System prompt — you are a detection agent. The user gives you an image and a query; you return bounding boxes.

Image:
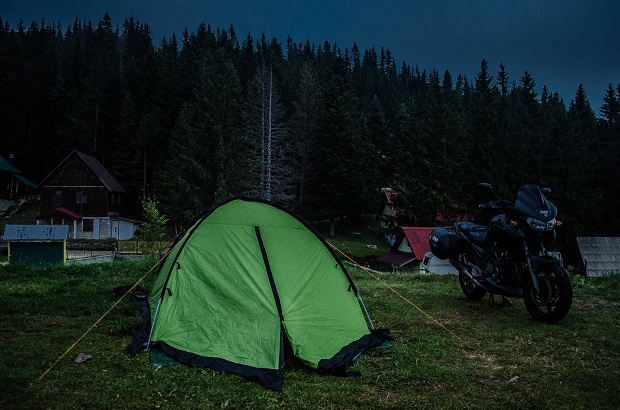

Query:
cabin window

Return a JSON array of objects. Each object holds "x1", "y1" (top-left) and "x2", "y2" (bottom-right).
[
  {"x1": 54, "y1": 191, "x2": 61, "y2": 207},
  {"x1": 83, "y1": 219, "x2": 94, "y2": 232},
  {"x1": 76, "y1": 191, "x2": 88, "y2": 204},
  {"x1": 111, "y1": 193, "x2": 122, "y2": 206}
]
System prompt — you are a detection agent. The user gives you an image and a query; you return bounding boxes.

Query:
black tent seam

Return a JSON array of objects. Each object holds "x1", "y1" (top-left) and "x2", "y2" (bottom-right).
[
  {"x1": 254, "y1": 226, "x2": 284, "y2": 321},
  {"x1": 254, "y1": 225, "x2": 286, "y2": 371}
]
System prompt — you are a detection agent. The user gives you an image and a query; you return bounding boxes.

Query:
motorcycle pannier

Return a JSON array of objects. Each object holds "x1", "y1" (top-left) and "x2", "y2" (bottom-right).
[{"x1": 429, "y1": 227, "x2": 461, "y2": 260}]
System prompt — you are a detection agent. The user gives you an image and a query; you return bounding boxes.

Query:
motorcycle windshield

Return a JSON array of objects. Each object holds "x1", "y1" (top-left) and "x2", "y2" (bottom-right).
[{"x1": 513, "y1": 185, "x2": 557, "y2": 221}]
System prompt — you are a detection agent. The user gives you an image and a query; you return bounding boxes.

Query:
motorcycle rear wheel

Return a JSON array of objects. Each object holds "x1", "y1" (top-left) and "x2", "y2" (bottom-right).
[
  {"x1": 459, "y1": 271, "x2": 487, "y2": 300},
  {"x1": 524, "y1": 264, "x2": 573, "y2": 323}
]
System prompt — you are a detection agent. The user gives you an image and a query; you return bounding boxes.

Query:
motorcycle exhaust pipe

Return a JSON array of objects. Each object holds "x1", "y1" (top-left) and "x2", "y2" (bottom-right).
[{"x1": 450, "y1": 258, "x2": 485, "y2": 288}]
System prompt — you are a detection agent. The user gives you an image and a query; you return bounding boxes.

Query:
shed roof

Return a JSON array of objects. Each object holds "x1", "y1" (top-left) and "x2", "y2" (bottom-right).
[
  {"x1": 0, "y1": 154, "x2": 37, "y2": 188},
  {"x1": 0, "y1": 155, "x2": 21, "y2": 174},
  {"x1": 576, "y1": 237, "x2": 620, "y2": 277},
  {"x1": 38, "y1": 207, "x2": 81, "y2": 220}
]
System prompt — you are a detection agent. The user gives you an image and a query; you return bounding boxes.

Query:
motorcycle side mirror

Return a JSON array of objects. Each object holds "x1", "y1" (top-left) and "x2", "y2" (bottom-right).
[{"x1": 478, "y1": 182, "x2": 499, "y2": 199}]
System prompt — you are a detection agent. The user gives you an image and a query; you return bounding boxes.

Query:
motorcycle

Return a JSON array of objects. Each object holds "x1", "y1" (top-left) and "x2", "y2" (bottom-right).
[{"x1": 429, "y1": 183, "x2": 573, "y2": 323}]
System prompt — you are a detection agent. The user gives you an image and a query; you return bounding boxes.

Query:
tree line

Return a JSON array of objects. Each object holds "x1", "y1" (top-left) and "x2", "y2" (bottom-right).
[{"x1": 1, "y1": 14, "x2": 619, "y2": 239}]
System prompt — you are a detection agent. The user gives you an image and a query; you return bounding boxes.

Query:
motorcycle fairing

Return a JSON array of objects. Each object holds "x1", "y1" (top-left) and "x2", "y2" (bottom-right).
[{"x1": 513, "y1": 185, "x2": 557, "y2": 222}]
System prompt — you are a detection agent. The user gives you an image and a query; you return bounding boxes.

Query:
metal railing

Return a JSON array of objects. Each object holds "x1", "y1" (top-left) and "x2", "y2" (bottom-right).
[{"x1": 116, "y1": 240, "x2": 168, "y2": 255}]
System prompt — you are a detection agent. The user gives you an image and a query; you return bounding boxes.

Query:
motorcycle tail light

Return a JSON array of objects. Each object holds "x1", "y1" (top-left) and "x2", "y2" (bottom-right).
[{"x1": 556, "y1": 220, "x2": 563, "y2": 226}]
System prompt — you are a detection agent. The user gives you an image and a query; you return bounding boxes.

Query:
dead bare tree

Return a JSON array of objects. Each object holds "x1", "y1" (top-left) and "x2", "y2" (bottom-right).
[{"x1": 248, "y1": 64, "x2": 293, "y2": 204}]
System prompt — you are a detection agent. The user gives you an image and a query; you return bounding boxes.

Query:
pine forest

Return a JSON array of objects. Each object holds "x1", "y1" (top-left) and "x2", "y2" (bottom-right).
[{"x1": 2, "y1": 14, "x2": 620, "y2": 243}]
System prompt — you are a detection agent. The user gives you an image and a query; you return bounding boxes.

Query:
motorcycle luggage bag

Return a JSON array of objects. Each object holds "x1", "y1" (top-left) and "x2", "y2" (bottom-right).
[{"x1": 429, "y1": 227, "x2": 461, "y2": 260}]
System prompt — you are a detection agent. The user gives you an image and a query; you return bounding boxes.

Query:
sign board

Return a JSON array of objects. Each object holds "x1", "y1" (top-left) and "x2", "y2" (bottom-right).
[{"x1": 3, "y1": 225, "x2": 69, "y2": 241}]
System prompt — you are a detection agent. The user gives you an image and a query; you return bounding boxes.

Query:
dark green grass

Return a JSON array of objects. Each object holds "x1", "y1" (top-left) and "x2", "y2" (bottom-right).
[
  {"x1": 326, "y1": 229, "x2": 392, "y2": 259},
  {"x1": 1, "y1": 258, "x2": 619, "y2": 409}
]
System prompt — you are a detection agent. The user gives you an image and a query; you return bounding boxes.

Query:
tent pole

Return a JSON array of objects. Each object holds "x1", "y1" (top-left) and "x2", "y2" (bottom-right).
[
  {"x1": 145, "y1": 298, "x2": 162, "y2": 351},
  {"x1": 357, "y1": 293, "x2": 375, "y2": 329}
]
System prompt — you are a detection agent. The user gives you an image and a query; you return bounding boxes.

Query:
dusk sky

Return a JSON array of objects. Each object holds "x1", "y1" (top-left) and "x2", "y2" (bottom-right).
[{"x1": 2, "y1": 1, "x2": 619, "y2": 110}]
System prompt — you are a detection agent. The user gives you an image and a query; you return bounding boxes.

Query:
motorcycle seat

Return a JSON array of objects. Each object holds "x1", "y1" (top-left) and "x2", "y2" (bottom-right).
[{"x1": 454, "y1": 222, "x2": 489, "y2": 246}]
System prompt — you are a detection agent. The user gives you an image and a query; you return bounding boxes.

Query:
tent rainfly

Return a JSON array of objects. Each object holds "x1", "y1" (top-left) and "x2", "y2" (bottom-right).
[
  {"x1": 130, "y1": 198, "x2": 390, "y2": 391},
  {"x1": 376, "y1": 227, "x2": 435, "y2": 268}
]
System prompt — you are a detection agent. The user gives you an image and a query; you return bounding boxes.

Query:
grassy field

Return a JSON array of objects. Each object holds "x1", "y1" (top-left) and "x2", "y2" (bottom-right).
[{"x1": 1, "y1": 253, "x2": 619, "y2": 409}]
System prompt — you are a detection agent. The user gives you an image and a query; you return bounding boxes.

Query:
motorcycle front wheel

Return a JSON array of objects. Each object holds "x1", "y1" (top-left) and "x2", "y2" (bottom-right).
[
  {"x1": 459, "y1": 271, "x2": 487, "y2": 300},
  {"x1": 524, "y1": 264, "x2": 573, "y2": 323}
]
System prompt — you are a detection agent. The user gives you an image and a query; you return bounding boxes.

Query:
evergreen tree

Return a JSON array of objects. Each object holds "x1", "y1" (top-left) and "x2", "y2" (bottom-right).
[
  {"x1": 506, "y1": 71, "x2": 540, "y2": 186},
  {"x1": 366, "y1": 95, "x2": 391, "y2": 184},
  {"x1": 0, "y1": 19, "x2": 62, "y2": 181},
  {"x1": 237, "y1": 32, "x2": 256, "y2": 93},
  {"x1": 57, "y1": 13, "x2": 121, "y2": 165},
  {"x1": 55, "y1": 19, "x2": 97, "y2": 157},
  {"x1": 289, "y1": 62, "x2": 319, "y2": 209},
  {"x1": 114, "y1": 92, "x2": 140, "y2": 191},
  {"x1": 599, "y1": 83, "x2": 620, "y2": 127},
  {"x1": 469, "y1": 59, "x2": 501, "y2": 185},
  {"x1": 350, "y1": 42, "x2": 362, "y2": 96},
  {"x1": 539, "y1": 87, "x2": 569, "y2": 190},
  {"x1": 308, "y1": 56, "x2": 377, "y2": 233},
  {"x1": 133, "y1": 34, "x2": 183, "y2": 204},
  {"x1": 598, "y1": 84, "x2": 620, "y2": 232},
  {"x1": 378, "y1": 48, "x2": 400, "y2": 120},
  {"x1": 553, "y1": 85, "x2": 602, "y2": 234},
  {"x1": 134, "y1": 198, "x2": 169, "y2": 252},
  {"x1": 157, "y1": 52, "x2": 252, "y2": 225},
  {"x1": 389, "y1": 102, "x2": 426, "y2": 225},
  {"x1": 92, "y1": 13, "x2": 123, "y2": 158},
  {"x1": 493, "y1": 63, "x2": 512, "y2": 194},
  {"x1": 418, "y1": 69, "x2": 468, "y2": 224},
  {"x1": 359, "y1": 47, "x2": 379, "y2": 114},
  {"x1": 442, "y1": 70, "x2": 454, "y2": 103}
]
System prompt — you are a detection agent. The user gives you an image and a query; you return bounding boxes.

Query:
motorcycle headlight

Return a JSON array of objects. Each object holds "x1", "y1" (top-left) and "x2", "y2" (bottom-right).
[{"x1": 527, "y1": 217, "x2": 556, "y2": 231}]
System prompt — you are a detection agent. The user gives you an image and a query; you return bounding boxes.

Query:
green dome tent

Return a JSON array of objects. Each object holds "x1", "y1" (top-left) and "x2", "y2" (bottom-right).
[{"x1": 131, "y1": 198, "x2": 390, "y2": 391}]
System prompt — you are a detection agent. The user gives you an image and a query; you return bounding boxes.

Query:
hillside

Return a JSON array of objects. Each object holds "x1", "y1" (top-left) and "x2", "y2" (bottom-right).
[{"x1": 0, "y1": 200, "x2": 40, "y2": 236}]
